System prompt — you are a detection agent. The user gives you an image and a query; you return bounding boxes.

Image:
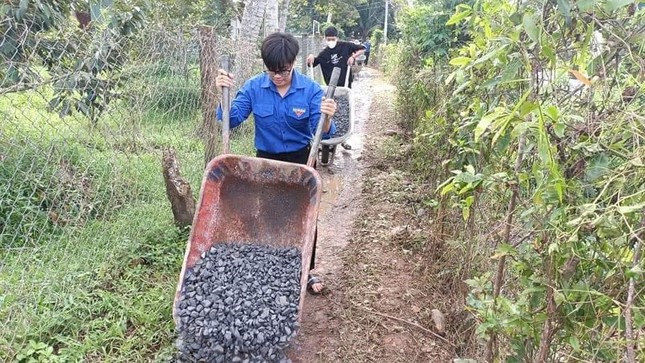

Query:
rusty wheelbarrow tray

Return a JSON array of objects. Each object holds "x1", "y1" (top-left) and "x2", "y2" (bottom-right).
[
  {"x1": 173, "y1": 67, "x2": 343, "y2": 332},
  {"x1": 172, "y1": 155, "x2": 322, "y2": 327}
]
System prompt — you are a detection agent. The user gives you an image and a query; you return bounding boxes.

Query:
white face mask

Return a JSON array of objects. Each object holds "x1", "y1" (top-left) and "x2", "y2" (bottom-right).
[{"x1": 327, "y1": 40, "x2": 337, "y2": 49}]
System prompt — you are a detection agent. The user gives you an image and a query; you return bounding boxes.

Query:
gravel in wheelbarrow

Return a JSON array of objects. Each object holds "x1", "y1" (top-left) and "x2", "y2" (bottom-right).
[
  {"x1": 329, "y1": 94, "x2": 350, "y2": 138},
  {"x1": 175, "y1": 243, "x2": 302, "y2": 363}
]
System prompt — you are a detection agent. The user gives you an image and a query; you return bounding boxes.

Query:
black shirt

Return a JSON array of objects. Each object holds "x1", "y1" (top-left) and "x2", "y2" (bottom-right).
[{"x1": 313, "y1": 41, "x2": 365, "y2": 88}]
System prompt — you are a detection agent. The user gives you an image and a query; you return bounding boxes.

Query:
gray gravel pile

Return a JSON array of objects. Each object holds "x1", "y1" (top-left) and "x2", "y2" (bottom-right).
[
  {"x1": 330, "y1": 95, "x2": 350, "y2": 138},
  {"x1": 175, "y1": 243, "x2": 302, "y2": 363}
]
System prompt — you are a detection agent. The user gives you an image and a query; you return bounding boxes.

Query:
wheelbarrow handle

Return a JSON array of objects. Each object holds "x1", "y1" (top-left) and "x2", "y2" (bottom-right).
[
  {"x1": 307, "y1": 67, "x2": 341, "y2": 167},
  {"x1": 308, "y1": 64, "x2": 314, "y2": 80},
  {"x1": 344, "y1": 64, "x2": 351, "y2": 87},
  {"x1": 221, "y1": 55, "x2": 231, "y2": 155}
]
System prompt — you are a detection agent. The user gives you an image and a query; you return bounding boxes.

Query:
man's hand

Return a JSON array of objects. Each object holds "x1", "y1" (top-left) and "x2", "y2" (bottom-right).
[
  {"x1": 347, "y1": 56, "x2": 355, "y2": 65},
  {"x1": 215, "y1": 69, "x2": 234, "y2": 93},
  {"x1": 306, "y1": 54, "x2": 315, "y2": 65},
  {"x1": 321, "y1": 97, "x2": 337, "y2": 117}
]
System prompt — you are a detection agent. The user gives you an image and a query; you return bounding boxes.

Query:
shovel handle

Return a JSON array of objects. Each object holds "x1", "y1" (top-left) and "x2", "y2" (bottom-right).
[
  {"x1": 221, "y1": 56, "x2": 231, "y2": 154},
  {"x1": 307, "y1": 67, "x2": 341, "y2": 167}
]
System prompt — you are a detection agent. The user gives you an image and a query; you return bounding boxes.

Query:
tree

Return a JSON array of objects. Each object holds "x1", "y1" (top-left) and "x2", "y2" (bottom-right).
[
  {"x1": 347, "y1": 0, "x2": 393, "y2": 39},
  {"x1": 1, "y1": 1, "x2": 146, "y2": 123},
  {"x1": 286, "y1": 0, "x2": 365, "y2": 35},
  {"x1": 265, "y1": 0, "x2": 280, "y2": 34},
  {"x1": 1, "y1": 0, "x2": 77, "y2": 91},
  {"x1": 239, "y1": 0, "x2": 269, "y2": 41},
  {"x1": 278, "y1": 0, "x2": 291, "y2": 31},
  {"x1": 152, "y1": 0, "x2": 240, "y2": 33}
]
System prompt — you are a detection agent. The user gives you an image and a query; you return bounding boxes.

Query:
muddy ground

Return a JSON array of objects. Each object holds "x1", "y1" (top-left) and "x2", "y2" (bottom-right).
[{"x1": 288, "y1": 68, "x2": 462, "y2": 363}]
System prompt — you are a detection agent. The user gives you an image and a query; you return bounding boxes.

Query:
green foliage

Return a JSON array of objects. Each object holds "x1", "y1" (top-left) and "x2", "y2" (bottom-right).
[
  {"x1": 398, "y1": 6, "x2": 453, "y2": 59},
  {"x1": 0, "y1": 77, "x2": 216, "y2": 360},
  {"x1": 321, "y1": 21, "x2": 347, "y2": 39},
  {"x1": 1, "y1": 0, "x2": 72, "y2": 87},
  {"x1": 1, "y1": 1, "x2": 146, "y2": 123},
  {"x1": 348, "y1": 0, "x2": 396, "y2": 40},
  {"x1": 386, "y1": 0, "x2": 645, "y2": 360},
  {"x1": 151, "y1": 0, "x2": 239, "y2": 31},
  {"x1": 15, "y1": 340, "x2": 61, "y2": 363},
  {"x1": 286, "y1": 0, "x2": 394, "y2": 40},
  {"x1": 287, "y1": 0, "x2": 363, "y2": 34},
  {"x1": 366, "y1": 29, "x2": 384, "y2": 65},
  {"x1": 384, "y1": 1, "x2": 470, "y2": 128},
  {"x1": 371, "y1": 29, "x2": 383, "y2": 46},
  {"x1": 2, "y1": 206, "x2": 188, "y2": 362}
]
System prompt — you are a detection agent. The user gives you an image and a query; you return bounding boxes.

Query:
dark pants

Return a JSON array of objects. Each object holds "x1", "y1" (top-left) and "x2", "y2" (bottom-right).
[
  {"x1": 256, "y1": 145, "x2": 318, "y2": 271},
  {"x1": 364, "y1": 52, "x2": 370, "y2": 66}
]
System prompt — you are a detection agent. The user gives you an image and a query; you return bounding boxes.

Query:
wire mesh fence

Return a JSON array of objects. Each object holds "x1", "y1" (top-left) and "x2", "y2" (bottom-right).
[{"x1": 0, "y1": 14, "x2": 324, "y2": 360}]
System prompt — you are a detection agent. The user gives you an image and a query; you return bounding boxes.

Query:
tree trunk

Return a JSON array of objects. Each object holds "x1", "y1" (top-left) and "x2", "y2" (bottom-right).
[
  {"x1": 162, "y1": 148, "x2": 196, "y2": 228},
  {"x1": 232, "y1": 0, "x2": 268, "y2": 85},
  {"x1": 198, "y1": 26, "x2": 221, "y2": 167},
  {"x1": 278, "y1": 0, "x2": 290, "y2": 32},
  {"x1": 240, "y1": 0, "x2": 269, "y2": 42},
  {"x1": 265, "y1": 0, "x2": 279, "y2": 35}
]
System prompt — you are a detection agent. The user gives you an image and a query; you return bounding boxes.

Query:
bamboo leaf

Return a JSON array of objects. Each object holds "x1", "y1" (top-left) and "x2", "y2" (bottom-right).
[
  {"x1": 569, "y1": 70, "x2": 592, "y2": 86},
  {"x1": 604, "y1": 0, "x2": 633, "y2": 12},
  {"x1": 617, "y1": 203, "x2": 645, "y2": 214},
  {"x1": 474, "y1": 112, "x2": 499, "y2": 142},
  {"x1": 585, "y1": 154, "x2": 609, "y2": 182},
  {"x1": 557, "y1": 0, "x2": 572, "y2": 25},
  {"x1": 492, "y1": 89, "x2": 531, "y2": 145},
  {"x1": 446, "y1": 9, "x2": 472, "y2": 25},
  {"x1": 569, "y1": 336, "x2": 581, "y2": 350},
  {"x1": 449, "y1": 56, "x2": 472, "y2": 66},
  {"x1": 473, "y1": 44, "x2": 509, "y2": 66},
  {"x1": 578, "y1": 0, "x2": 598, "y2": 12},
  {"x1": 522, "y1": 13, "x2": 540, "y2": 43},
  {"x1": 542, "y1": 45, "x2": 556, "y2": 65}
]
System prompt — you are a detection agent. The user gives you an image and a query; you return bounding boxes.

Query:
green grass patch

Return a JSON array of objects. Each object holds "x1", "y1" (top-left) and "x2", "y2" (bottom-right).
[{"x1": 1, "y1": 80, "x2": 256, "y2": 361}]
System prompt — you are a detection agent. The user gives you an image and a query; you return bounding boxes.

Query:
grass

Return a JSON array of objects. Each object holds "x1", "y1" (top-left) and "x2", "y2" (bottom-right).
[{"x1": 0, "y1": 80, "x2": 255, "y2": 361}]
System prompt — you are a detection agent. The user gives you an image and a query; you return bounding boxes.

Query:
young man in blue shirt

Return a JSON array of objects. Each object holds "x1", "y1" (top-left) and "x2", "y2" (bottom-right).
[{"x1": 215, "y1": 32, "x2": 337, "y2": 294}]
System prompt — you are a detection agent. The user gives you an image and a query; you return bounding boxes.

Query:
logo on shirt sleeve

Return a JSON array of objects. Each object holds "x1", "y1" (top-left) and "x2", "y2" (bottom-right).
[{"x1": 292, "y1": 107, "x2": 306, "y2": 117}]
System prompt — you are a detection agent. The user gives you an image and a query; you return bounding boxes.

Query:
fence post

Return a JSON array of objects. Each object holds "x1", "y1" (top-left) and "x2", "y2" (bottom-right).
[
  {"x1": 199, "y1": 26, "x2": 222, "y2": 167},
  {"x1": 309, "y1": 35, "x2": 323, "y2": 83},
  {"x1": 301, "y1": 33, "x2": 309, "y2": 74}
]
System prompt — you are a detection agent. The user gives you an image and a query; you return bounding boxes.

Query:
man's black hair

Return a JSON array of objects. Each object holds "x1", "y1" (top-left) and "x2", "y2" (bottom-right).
[
  {"x1": 324, "y1": 27, "x2": 338, "y2": 37},
  {"x1": 261, "y1": 32, "x2": 299, "y2": 72}
]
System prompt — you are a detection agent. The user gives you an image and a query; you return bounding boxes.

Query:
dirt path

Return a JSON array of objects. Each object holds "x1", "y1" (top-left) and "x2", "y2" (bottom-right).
[{"x1": 289, "y1": 68, "x2": 458, "y2": 362}]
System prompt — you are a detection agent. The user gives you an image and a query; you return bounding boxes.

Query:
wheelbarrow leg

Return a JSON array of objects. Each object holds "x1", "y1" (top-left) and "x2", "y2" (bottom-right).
[{"x1": 320, "y1": 145, "x2": 331, "y2": 166}]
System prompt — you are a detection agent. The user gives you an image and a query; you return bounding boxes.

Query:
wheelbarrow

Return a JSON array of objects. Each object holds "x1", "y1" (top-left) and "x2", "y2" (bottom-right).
[
  {"x1": 173, "y1": 65, "x2": 343, "y2": 352},
  {"x1": 308, "y1": 65, "x2": 355, "y2": 165},
  {"x1": 350, "y1": 54, "x2": 366, "y2": 80}
]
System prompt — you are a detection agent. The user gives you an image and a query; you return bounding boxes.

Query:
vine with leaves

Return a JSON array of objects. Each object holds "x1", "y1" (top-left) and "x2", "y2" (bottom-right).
[
  {"x1": 390, "y1": 0, "x2": 644, "y2": 361},
  {"x1": 443, "y1": 1, "x2": 644, "y2": 361}
]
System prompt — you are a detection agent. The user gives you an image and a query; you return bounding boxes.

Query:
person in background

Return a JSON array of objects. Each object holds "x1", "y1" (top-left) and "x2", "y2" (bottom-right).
[
  {"x1": 363, "y1": 38, "x2": 371, "y2": 66},
  {"x1": 306, "y1": 26, "x2": 365, "y2": 89},
  {"x1": 215, "y1": 32, "x2": 337, "y2": 295}
]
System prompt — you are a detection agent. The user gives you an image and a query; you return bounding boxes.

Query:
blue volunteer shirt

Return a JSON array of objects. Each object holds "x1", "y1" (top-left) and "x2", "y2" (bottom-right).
[{"x1": 216, "y1": 70, "x2": 336, "y2": 154}]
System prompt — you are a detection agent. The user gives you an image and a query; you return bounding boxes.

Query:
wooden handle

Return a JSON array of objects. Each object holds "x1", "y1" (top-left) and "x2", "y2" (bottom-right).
[
  {"x1": 344, "y1": 64, "x2": 351, "y2": 87},
  {"x1": 221, "y1": 56, "x2": 231, "y2": 155}
]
